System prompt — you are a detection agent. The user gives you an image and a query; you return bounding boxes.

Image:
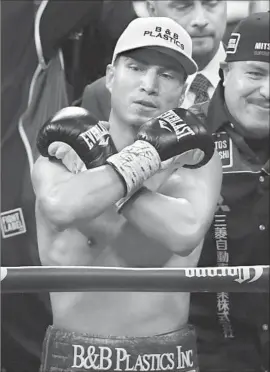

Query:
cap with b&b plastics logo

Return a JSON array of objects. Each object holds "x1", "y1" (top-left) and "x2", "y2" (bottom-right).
[
  {"x1": 112, "y1": 17, "x2": 198, "y2": 76},
  {"x1": 226, "y1": 11, "x2": 269, "y2": 63}
]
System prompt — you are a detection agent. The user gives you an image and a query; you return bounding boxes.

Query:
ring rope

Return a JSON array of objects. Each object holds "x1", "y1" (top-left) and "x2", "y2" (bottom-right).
[{"x1": 1, "y1": 265, "x2": 268, "y2": 293}]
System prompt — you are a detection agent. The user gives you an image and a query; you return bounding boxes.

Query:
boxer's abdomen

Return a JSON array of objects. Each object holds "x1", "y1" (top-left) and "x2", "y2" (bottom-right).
[
  {"x1": 46, "y1": 215, "x2": 199, "y2": 336},
  {"x1": 51, "y1": 290, "x2": 190, "y2": 336}
]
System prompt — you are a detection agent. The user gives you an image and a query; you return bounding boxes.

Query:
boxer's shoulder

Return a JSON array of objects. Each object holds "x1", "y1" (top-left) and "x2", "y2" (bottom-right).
[{"x1": 86, "y1": 76, "x2": 107, "y2": 91}]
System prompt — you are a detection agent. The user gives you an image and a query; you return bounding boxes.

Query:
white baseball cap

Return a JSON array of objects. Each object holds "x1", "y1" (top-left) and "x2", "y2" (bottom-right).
[{"x1": 112, "y1": 17, "x2": 198, "y2": 75}]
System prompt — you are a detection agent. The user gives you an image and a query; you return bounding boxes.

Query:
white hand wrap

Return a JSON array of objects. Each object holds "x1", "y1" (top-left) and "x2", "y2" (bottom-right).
[{"x1": 107, "y1": 140, "x2": 161, "y2": 197}]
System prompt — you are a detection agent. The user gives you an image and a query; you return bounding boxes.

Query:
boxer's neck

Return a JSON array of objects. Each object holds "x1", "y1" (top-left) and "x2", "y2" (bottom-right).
[{"x1": 109, "y1": 112, "x2": 137, "y2": 151}]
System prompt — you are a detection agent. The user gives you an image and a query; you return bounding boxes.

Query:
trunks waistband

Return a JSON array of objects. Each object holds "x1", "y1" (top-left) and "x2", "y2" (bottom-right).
[{"x1": 40, "y1": 325, "x2": 199, "y2": 372}]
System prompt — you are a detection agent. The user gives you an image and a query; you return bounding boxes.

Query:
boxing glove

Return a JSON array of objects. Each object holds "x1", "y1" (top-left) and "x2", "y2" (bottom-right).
[
  {"x1": 137, "y1": 107, "x2": 214, "y2": 167},
  {"x1": 37, "y1": 107, "x2": 116, "y2": 169},
  {"x1": 107, "y1": 107, "x2": 215, "y2": 196}
]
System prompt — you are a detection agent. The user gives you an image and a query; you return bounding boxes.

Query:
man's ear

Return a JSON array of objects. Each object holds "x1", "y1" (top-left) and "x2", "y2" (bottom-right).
[
  {"x1": 146, "y1": 0, "x2": 157, "y2": 16},
  {"x1": 220, "y1": 62, "x2": 229, "y2": 86},
  {"x1": 106, "y1": 64, "x2": 115, "y2": 93}
]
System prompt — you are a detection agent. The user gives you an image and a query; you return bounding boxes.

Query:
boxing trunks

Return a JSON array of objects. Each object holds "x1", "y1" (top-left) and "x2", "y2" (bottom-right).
[{"x1": 40, "y1": 325, "x2": 199, "y2": 371}]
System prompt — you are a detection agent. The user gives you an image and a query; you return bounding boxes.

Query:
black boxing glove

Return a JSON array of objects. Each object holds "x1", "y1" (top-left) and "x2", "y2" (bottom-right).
[
  {"x1": 106, "y1": 107, "x2": 215, "y2": 197},
  {"x1": 137, "y1": 107, "x2": 214, "y2": 167},
  {"x1": 36, "y1": 107, "x2": 117, "y2": 169}
]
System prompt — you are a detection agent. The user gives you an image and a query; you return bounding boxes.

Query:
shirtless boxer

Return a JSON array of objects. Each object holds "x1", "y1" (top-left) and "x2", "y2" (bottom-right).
[{"x1": 32, "y1": 18, "x2": 222, "y2": 372}]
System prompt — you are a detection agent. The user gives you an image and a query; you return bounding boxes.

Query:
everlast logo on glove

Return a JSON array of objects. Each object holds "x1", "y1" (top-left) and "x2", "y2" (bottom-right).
[
  {"x1": 80, "y1": 123, "x2": 109, "y2": 150},
  {"x1": 158, "y1": 110, "x2": 196, "y2": 140},
  {"x1": 36, "y1": 107, "x2": 116, "y2": 170}
]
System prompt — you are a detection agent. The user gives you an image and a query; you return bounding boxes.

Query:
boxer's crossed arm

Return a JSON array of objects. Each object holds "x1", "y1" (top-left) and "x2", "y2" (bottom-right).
[
  {"x1": 32, "y1": 155, "x2": 125, "y2": 231},
  {"x1": 107, "y1": 107, "x2": 221, "y2": 256},
  {"x1": 33, "y1": 107, "x2": 125, "y2": 230},
  {"x1": 121, "y1": 150, "x2": 222, "y2": 256},
  {"x1": 34, "y1": 107, "x2": 221, "y2": 256}
]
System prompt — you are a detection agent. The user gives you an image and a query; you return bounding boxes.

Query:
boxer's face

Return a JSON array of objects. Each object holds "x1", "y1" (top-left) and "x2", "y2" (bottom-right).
[
  {"x1": 106, "y1": 48, "x2": 186, "y2": 128},
  {"x1": 147, "y1": 0, "x2": 227, "y2": 62},
  {"x1": 223, "y1": 61, "x2": 270, "y2": 139}
]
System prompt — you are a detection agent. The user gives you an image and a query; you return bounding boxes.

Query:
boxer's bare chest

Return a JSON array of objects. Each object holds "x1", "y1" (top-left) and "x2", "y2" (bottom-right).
[
  {"x1": 42, "y1": 166, "x2": 198, "y2": 269},
  {"x1": 74, "y1": 167, "x2": 179, "y2": 268},
  {"x1": 82, "y1": 207, "x2": 171, "y2": 268}
]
